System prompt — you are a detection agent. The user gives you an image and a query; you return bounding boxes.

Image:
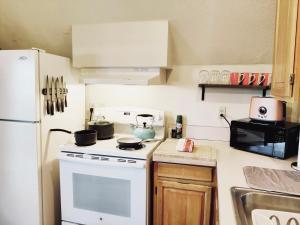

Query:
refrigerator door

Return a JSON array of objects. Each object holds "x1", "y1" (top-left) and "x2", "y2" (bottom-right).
[
  {"x1": 0, "y1": 50, "x2": 40, "y2": 121},
  {"x1": 0, "y1": 120, "x2": 41, "y2": 225},
  {"x1": 38, "y1": 52, "x2": 85, "y2": 225}
]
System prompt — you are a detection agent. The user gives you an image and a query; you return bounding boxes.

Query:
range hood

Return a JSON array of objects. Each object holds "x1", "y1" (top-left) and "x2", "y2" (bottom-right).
[
  {"x1": 80, "y1": 68, "x2": 166, "y2": 85},
  {"x1": 72, "y1": 20, "x2": 171, "y2": 85}
]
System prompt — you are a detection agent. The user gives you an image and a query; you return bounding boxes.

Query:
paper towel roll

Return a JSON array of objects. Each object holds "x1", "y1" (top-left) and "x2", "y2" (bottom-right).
[
  {"x1": 297, "y1": 130, "x2": 300, "y2": 166},
  {"x1": 298, "y1": 143, "x2": 300, "y2": 167},
  {"x1": 291, "y1": 131, "x2": 300, "y2": 171}
]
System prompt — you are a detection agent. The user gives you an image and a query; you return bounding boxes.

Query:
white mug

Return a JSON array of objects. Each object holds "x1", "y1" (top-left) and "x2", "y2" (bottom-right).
[{"x1": 199, "y1": 70, "x2": 209, "y2": 84}]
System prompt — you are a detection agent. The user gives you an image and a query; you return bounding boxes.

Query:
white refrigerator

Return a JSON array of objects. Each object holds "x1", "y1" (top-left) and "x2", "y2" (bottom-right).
[{"x1": 0, "y1": 50, "x2": 85, "y2": 225}]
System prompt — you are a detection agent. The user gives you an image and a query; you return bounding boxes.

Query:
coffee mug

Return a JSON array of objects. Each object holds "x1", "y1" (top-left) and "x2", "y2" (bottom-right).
[
  {"x1": 251, "y1": 73, "x2": 260, "y2": 85},
  {"x1": 199, "y1": 70, "x2": 209, "y2": 84},
  {"x1": 238, "y1": 73, "x2": 246, "y2": 85},
  {"x1": 220, "y1": 70, "x2": 231, "y2": 84},
  {"x1": 230, "y1": 72, "x2": 240, "y2": 85},
  {"x1": 248, "y1": 73, "x2": 257, "y2": 85},
  {"x1": 209, "y1": 70, "x2": 220, "y2": 84},
  {"x1": 257, "y1": 73, "x2": 269, "y2": 86},
  {"x1": 241, "y1": 72, "x2": 256, "y2": 85}
]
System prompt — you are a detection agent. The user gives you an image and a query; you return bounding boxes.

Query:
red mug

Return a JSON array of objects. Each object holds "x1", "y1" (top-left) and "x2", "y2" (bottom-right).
[
  {"x1": 240, "y1": 72, "x2": 256, "y2": 85},
  {"x1": 248, "y1": 73, "x2": 258, "y2": 85},
  {"x1": 257, "y1": 73, "x2": 269, "y2": 86},
  {"x1": 230, "y1": 72, "x2": 240, "y2": 85},
  {"x1": 239, "y1": 73, "x2": 247, "y2": 85},
  {"x1": 241, "y1": 73, "x2": 249, "y2": 85},
  {"x1": 249, "y1": 73, "x2": 256, "y2": 85}
]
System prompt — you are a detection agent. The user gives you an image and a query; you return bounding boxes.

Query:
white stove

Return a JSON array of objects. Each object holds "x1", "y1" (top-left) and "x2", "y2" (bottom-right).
[
  {"x1": 59, "y1": 107, "x2": 165, "y2": 225},
  {"x1": 60, "y1": 134, "x2": 161, "y2": 160}
]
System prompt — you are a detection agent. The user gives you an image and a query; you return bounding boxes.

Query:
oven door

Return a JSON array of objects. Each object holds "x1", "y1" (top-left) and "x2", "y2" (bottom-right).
[{"x1": 59, "y1": 154, "x2": 147, "y2": 225}]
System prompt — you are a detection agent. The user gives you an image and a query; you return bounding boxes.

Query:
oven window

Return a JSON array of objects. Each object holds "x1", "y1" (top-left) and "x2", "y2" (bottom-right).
[{"x1": 73, "y1": 173, "x2": 131, "y2": 217}]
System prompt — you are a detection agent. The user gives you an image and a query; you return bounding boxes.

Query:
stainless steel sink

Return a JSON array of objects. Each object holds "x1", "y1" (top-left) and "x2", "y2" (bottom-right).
[{"x1": 231, "y1": 187, "x2": 300, "y2": 225}]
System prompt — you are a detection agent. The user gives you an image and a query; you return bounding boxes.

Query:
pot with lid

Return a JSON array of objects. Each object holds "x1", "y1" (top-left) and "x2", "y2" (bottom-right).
[
  {"x1": 88, "y1": 118, "x2": 114, "y2": 140},
  {"x1": 133, "y1": 114, "x2": 155, "y2": 140}
]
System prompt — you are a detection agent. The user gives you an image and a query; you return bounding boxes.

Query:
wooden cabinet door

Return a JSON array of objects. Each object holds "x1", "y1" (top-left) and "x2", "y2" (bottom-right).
[
  {"x1": 155, "y1": 180, "x2": 211, "y2": 225},
  {"x1": 271, "y1": 0, "x2": 298, "y2": 98},
  {"x1": 290, "y1": 1, "x2": 300, "y2": 121}
]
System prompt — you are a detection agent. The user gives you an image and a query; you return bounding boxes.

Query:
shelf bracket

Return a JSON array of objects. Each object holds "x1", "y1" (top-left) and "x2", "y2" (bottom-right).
[
  {"x1": 262, "y1": 88, "x2": 267, "y2": 97},
  {"x1": 201, "y1": 85, "x2": 205, "y2": 101},
  {"x1": 199, "y1": 84, "x2": 270, "y2": 101}
]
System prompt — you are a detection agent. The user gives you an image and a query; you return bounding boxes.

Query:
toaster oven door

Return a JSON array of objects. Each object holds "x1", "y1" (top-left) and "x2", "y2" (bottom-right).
[{"x1": 230, "y1": 125, "x2": 285, "y2": 158}]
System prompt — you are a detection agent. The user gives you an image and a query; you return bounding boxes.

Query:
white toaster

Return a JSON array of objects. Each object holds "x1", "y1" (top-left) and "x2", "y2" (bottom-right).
[{"x1": 249, "y1": 97, "x2": 286, "y2": 122}]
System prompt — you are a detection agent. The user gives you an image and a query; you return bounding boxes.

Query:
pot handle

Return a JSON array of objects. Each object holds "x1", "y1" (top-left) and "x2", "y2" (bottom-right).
[
  {"x1": 50, "y1": 128, "x2": 72, "y2": 134},
  {"x1": 137, "y1": 114, "x2": 154, "y2": 118}
]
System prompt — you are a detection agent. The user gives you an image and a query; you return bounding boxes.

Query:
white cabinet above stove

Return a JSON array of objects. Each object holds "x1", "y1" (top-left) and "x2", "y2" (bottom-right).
[
  {"x1": 72, "y1": 20, "x2": 171, "y2": 68},
  {"x1": 72, "y1": 20, "x2": 171, "y2": 85}
]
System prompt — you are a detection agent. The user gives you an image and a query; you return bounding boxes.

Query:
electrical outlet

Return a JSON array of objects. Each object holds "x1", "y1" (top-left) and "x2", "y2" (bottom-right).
[{"x1": 219, "y1": 106, "x2": 226, "y2": 118}]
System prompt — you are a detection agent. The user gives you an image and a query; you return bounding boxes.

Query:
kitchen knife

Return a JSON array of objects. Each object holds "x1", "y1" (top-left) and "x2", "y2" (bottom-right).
[
  {"x1": 60, "y1": 76, "x2": 64, "y2": 112},
  {"x1": 46, "y1": 76, "x2": 51, "y2": 115},
  {"x1": 55, "y1": 78, "x2": 61, "y2": 112},
  {"x1": 50, "y1": 77, "x2": 55, "y2": 115},
  {"x1": 63, "y1": 81, "x2": 67, "y2": 107}
]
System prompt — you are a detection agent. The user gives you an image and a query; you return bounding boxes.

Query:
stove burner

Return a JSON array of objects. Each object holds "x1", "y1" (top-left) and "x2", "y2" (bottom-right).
[{"x1": 117, "y1": 144, "x2": 145, "y2": 151}]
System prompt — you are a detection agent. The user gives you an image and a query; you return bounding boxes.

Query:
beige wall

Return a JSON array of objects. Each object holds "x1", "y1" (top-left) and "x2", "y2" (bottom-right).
[{"x1": 0, "y1": 0, "x2": 276, "y2": 65}]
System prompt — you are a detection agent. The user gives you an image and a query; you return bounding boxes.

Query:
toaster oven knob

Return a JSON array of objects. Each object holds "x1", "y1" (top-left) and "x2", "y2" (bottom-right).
[{"x1": 259, "y1": 106, "x2": 267, "y2": 115}]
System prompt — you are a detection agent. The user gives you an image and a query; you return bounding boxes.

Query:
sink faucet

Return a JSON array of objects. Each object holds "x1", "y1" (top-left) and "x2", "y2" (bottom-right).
[
  {"x1": 286, "y1": 217, "x2": 299, "y2": 225},
  {"x1": 270, "y1": 215, "x2": 281, "y2": 225},
  {"x1": 269, "y1": 215, "x2": 300, "y2": 225}
]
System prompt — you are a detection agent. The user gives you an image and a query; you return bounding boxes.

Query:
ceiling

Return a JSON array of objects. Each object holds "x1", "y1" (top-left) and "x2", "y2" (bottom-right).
[{"x1": 0, "y1": 0, "x2": 276, "y2": 65}]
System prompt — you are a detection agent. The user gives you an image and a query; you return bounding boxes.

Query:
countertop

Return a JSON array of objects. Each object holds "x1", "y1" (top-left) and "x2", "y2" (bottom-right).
[
  {"x1": 153, "y1": 139, "x2": 297, "y2": 225},
  {"x1": 153, "y1": 139, "x2": 217, "y2": 167}
]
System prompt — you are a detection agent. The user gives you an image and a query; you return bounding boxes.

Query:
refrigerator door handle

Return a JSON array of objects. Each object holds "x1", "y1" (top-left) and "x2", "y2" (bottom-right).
[{"x1": 0, "y1": 119, "x2": 40, "y2": 123}]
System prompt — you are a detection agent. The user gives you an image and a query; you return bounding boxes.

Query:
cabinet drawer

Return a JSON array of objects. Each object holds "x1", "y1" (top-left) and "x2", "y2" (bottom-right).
[{"x1": 157, "y1": 163, "x2": 213, "y2": 182}]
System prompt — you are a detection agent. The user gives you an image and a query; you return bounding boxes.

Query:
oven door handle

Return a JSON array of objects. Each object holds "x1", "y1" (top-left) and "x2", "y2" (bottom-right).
[{"x1": 59, "y1": 155, "x2": 146, "y2": 169}]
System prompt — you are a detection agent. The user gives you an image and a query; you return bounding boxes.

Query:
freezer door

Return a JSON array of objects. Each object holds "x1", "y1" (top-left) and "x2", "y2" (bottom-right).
[
  {"x1": 0, "y1": 121, "x2": 41, "y2": 225},
  {"x1": 0, "y1": 50, "x2": 39, "y2": 121}
]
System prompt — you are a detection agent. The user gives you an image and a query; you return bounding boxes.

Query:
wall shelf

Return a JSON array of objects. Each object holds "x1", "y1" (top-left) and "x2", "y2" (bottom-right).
[{"x1": 198, "y1": 84, "x2": 271, "y2": 101}]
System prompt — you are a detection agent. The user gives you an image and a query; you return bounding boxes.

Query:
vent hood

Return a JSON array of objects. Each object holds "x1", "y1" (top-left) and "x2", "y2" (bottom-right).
[
  {"x1": 72, "y1": 20, "x2": 171, "y2": 85},
  {"x1": 80, "y1": 68, "x2": 166, "y2": 85}
]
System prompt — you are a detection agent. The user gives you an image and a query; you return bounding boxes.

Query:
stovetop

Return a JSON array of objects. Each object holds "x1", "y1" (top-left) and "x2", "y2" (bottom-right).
[{"x1": 60, "y1": 134, "x2": 162, "y2": 160}]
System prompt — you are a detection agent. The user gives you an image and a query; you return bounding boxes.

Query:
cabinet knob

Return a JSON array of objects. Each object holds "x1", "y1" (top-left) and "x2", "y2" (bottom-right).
[{"x1": 289, "y1": 73, "x2": 295, "y2": 85}]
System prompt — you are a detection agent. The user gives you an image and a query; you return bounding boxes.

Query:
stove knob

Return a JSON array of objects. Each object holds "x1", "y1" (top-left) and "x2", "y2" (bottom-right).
[{"x1": 117, "y1": 159, "x2": 126, "y2": 162}]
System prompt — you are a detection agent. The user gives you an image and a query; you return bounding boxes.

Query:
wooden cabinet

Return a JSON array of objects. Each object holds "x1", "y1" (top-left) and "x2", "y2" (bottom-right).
[
  {"x1": 153, "y1": 162, "x2": 215, "y2": 225},
  {"x1": 156, "y1": 180, "x2": 211, "y2": 225},
  {"x1": 271, "y1": 0, "x2": 300, "y2": 121},
  {"x1": 72, "y1": 21, "x2": 170, "y2": 68},
  {"x1": 271, "y1": 0, "x2": 298, "y2": 98}
]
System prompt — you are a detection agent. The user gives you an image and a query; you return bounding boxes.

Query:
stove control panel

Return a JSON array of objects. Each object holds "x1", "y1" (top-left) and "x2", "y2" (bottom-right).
[
  {"x1": 92, "y1": 107, "x2": 165, "y2": 126},
  {"x1": 60, "y1": 151, "x2": 146, "y2": 168}
]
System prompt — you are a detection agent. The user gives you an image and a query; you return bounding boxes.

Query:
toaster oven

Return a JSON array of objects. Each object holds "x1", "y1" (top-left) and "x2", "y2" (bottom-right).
[{"x1": 230, "y1": 118, "x2": 300, "y2": 159}]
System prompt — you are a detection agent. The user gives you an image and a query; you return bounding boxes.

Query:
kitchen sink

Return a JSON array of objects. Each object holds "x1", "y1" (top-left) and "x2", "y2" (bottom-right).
[{"x1": 231, "y1": 187, "x2": 300, "y2": 225}]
